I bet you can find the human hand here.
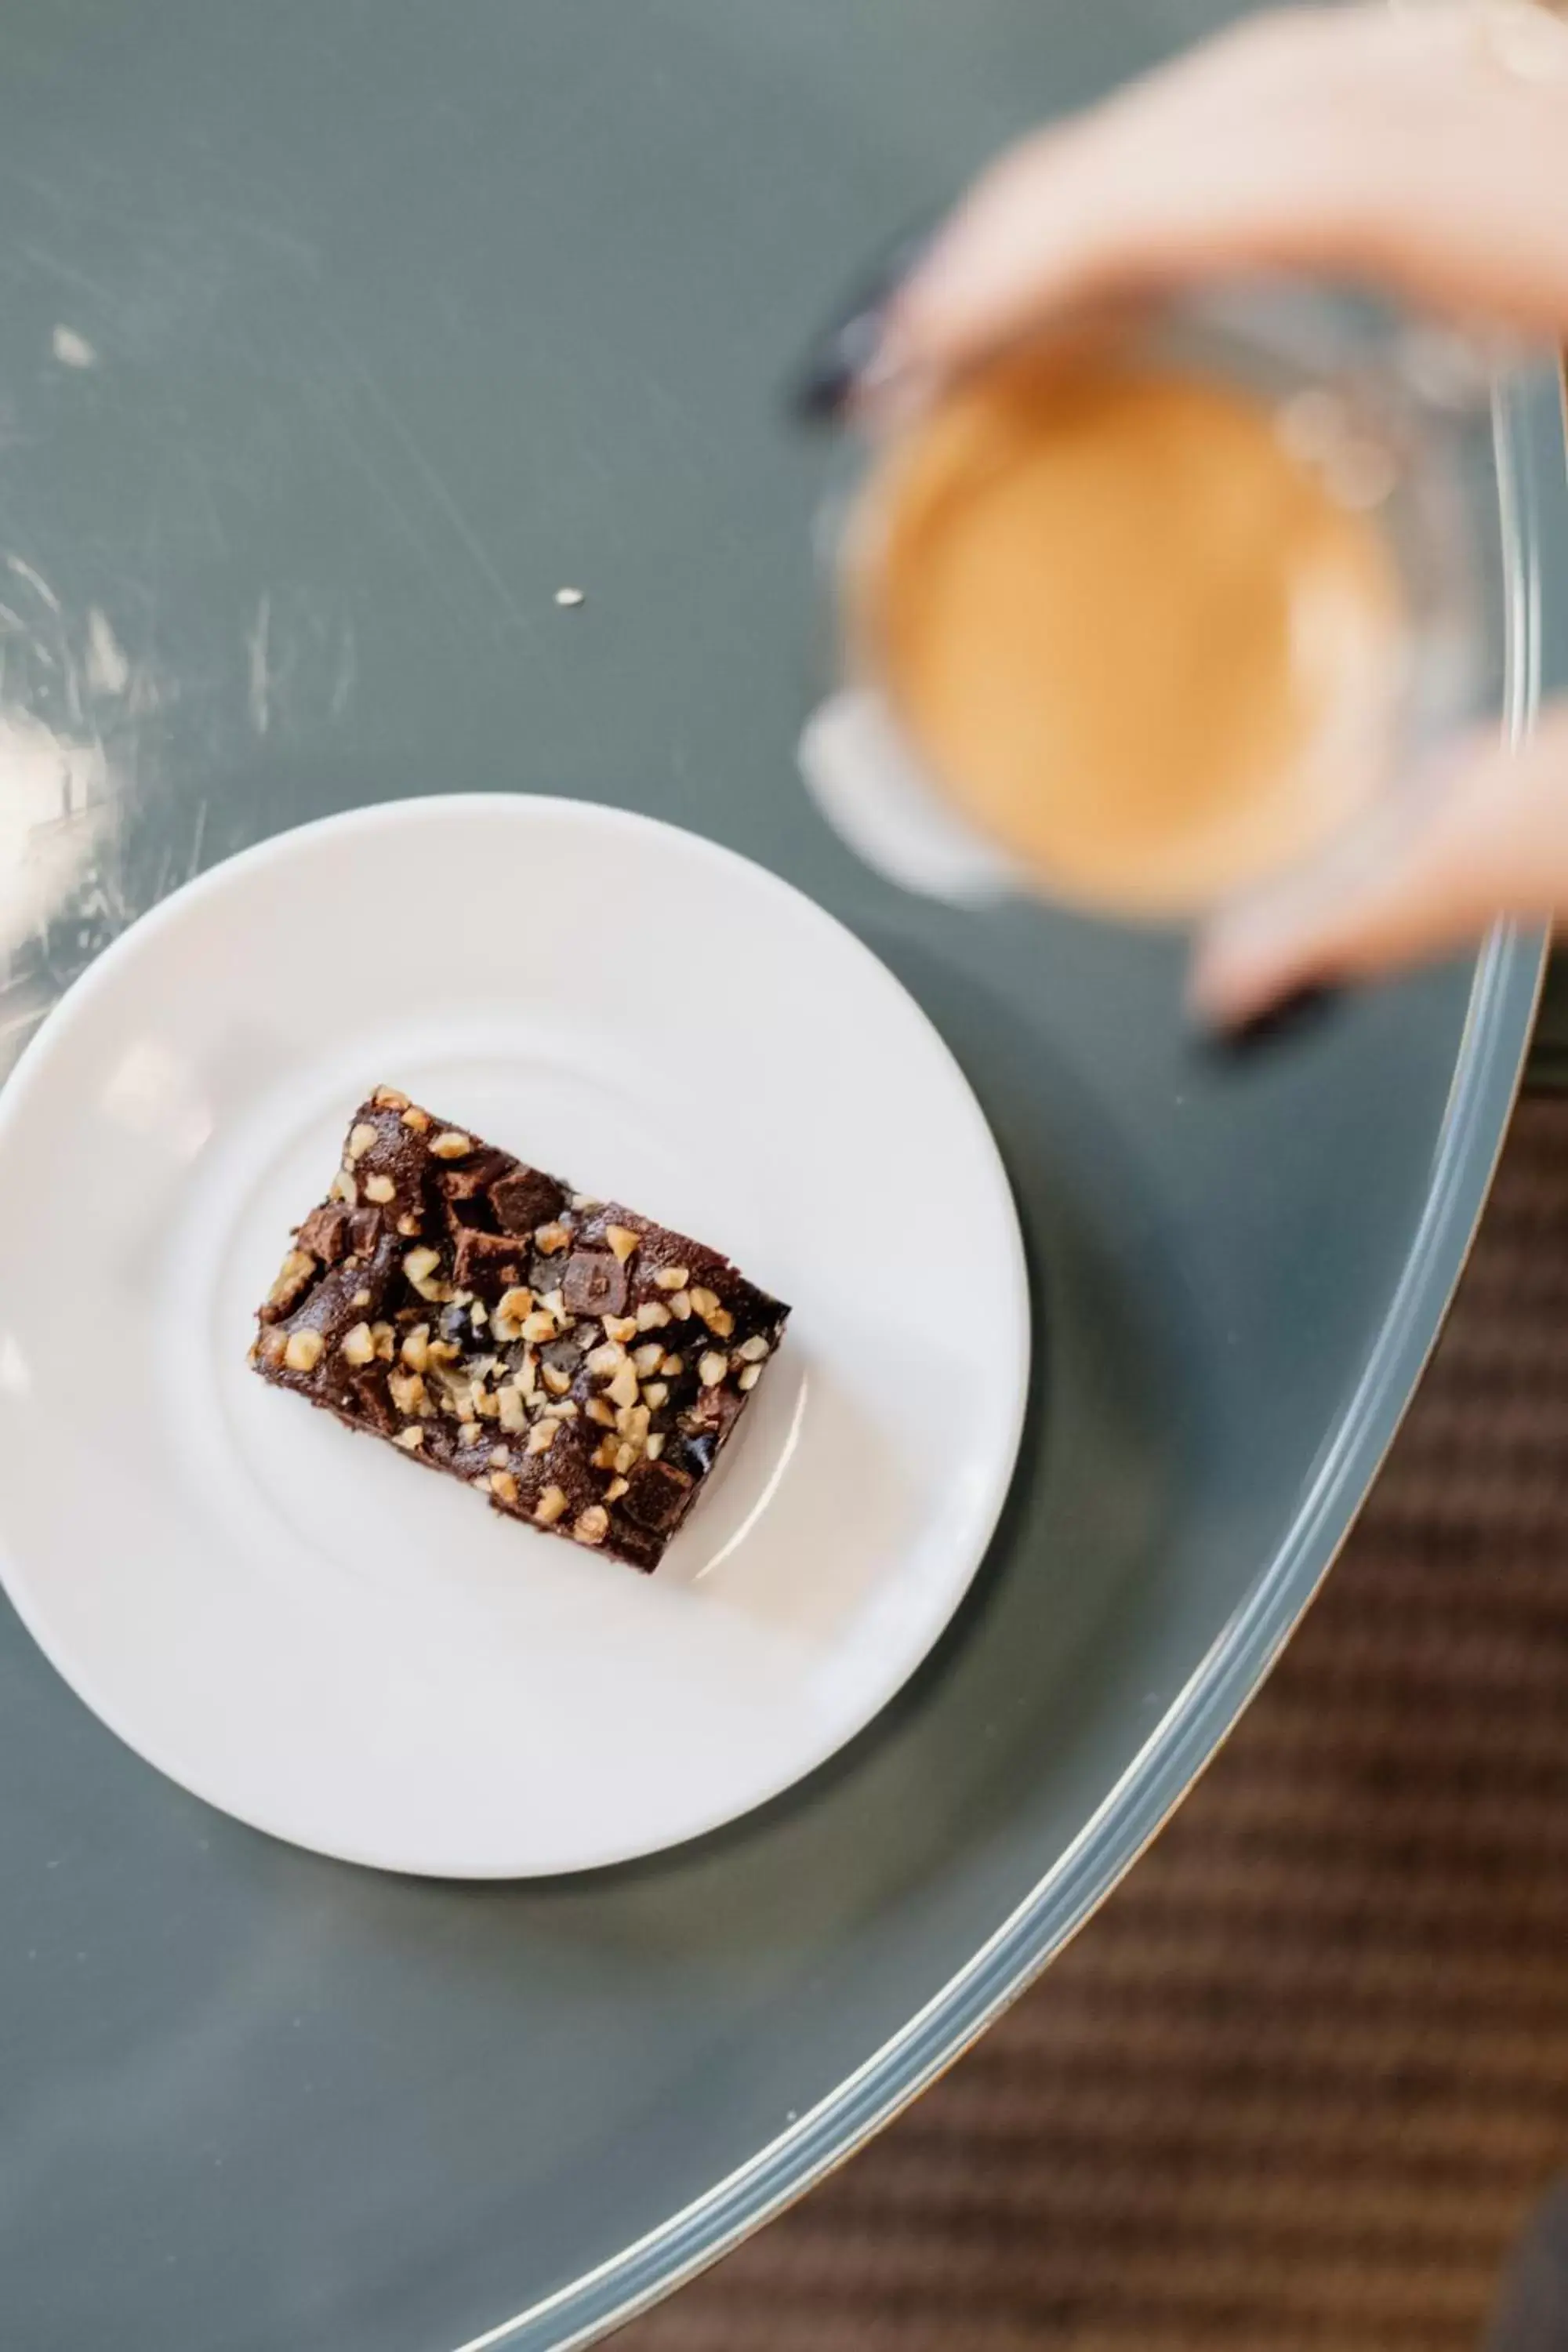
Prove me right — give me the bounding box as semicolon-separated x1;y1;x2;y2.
803;2;1568;1019
889;2;1568;389
1189;703;1568;1024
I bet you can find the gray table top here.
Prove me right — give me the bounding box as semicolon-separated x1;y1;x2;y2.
0;7;1559;2351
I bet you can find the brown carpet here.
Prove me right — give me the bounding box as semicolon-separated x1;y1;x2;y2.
626;1093;1568;2352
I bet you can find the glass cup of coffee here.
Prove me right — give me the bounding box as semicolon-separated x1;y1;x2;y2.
799;285;1506;920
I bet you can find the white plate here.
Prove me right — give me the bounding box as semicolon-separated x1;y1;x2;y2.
0;798;1028;1875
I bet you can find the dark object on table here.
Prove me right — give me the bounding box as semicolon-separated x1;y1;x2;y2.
1200;982;1341;1061
250;1087;789;1570
789;222;936;423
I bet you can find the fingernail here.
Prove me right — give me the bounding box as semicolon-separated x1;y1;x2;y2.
788;226;935;425
1198;984;1342;1062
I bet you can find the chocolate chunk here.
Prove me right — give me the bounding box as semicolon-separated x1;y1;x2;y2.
621;1457;695;1533
347;1206;385;1257
347;1367;397;1434
436;1149;514;1232
452;1228;528;1299
490;1166;567;1239
252;1091;789;1571
684;1385;742;1442
296;1203;352;1265
561;1249;627;1319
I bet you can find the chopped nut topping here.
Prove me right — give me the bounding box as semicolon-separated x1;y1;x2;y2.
492;1286;534;1342
260;1101;785;1552
561;1252;626;1319
403;1247;450;1303
283;1327;325;1374
267;1249;315;1309
339;1322;376;1367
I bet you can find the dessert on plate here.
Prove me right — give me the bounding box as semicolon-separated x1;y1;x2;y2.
251;1087;789;1570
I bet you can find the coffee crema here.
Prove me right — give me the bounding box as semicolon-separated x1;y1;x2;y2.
853;353;1407;916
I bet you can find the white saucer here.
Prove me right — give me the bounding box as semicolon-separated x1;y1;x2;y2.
0;798;1028;1875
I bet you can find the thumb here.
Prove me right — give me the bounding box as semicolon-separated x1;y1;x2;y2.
1189;705;1568;1028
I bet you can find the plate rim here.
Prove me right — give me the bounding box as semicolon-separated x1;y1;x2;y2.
0;790;1031;1877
